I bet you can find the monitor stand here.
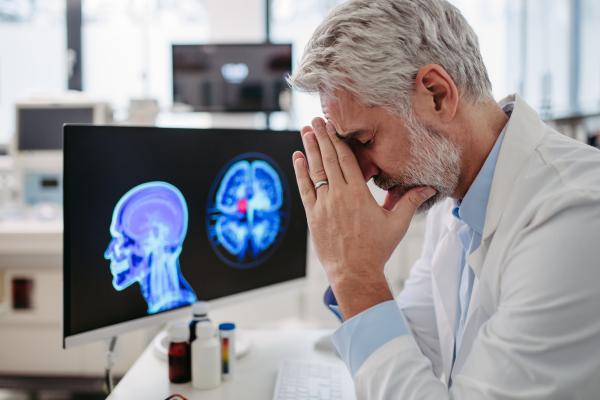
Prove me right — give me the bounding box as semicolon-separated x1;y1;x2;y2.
104;336;118;394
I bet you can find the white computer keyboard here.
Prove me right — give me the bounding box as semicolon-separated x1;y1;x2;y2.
272;359;355;400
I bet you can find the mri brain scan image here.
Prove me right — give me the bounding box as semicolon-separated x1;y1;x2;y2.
105;182;197;314
207;153;291;268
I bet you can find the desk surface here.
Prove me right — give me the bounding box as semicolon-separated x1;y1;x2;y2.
107;329;354;400
0;216;62;255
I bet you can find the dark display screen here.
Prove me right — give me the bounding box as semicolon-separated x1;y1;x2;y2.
63;125;307;339
172;44;292;112
19;108;94;150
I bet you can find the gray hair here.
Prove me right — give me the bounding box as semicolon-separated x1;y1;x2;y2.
287;0;492;116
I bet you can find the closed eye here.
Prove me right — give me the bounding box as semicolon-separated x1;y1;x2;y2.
334;128;375;149
122;234;135;248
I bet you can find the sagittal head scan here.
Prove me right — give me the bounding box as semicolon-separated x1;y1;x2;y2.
105;182;197;314
207;153;291;268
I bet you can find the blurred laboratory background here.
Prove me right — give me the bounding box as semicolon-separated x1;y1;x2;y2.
0;0;599;399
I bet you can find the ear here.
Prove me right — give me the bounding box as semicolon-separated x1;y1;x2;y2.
413;64;459;123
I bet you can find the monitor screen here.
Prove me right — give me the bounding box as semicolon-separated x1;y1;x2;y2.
19;107;94;150
172;44;292;112
63;125;307;345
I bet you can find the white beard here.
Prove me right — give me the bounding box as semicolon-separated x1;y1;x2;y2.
374;111;462;214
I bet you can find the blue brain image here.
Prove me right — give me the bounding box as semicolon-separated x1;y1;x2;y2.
207;154;290;268
105;182;197;314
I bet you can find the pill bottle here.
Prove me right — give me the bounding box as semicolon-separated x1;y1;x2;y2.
189;301;211;343
192;321;221;390
168;322;191;384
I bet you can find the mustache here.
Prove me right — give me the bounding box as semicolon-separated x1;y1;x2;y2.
373;174;404;191
373;174;423;196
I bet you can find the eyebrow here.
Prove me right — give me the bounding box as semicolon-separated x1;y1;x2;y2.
335;129;368;142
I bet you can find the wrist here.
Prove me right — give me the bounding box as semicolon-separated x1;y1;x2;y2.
329;271;393;321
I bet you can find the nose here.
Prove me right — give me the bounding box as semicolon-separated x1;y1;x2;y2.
105;238;126;261
104;238;116;259
351;145;381;182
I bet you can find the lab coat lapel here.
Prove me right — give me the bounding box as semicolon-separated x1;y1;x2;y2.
431;209;462;383
454;94;545;371
479;93;545;242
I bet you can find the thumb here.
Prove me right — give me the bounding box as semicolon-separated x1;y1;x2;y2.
390;186;436;224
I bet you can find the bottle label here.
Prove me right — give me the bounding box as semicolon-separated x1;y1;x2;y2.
222;338;229;374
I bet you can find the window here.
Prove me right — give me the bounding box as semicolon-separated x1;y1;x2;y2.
0;0;66;143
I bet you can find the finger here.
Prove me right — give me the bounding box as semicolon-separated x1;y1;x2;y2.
300;126;314;175
311;117;345;185
390;187;436;226
302;130;329;186
382;191;401;211
292;151;316;209
301;126;313;137
325;121;364;185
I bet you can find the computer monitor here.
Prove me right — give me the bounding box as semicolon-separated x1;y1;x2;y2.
172;43;292;113
63;125;308;349
16;101;111;151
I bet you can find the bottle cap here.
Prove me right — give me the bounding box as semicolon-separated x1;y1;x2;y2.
169;322;189;342
192;301;209;316
196;321;215;338
219;323;235;331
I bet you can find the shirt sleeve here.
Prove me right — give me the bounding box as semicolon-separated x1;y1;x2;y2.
332;200;451;379
331;300;410;377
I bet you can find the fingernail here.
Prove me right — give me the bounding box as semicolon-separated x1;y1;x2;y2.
295;158;305;169
419;187;436;200
312;118;325;128
326;122;336;135
305;132;316;142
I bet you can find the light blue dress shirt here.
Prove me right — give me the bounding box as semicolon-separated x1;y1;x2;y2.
452;118;507;358
331;104;513;378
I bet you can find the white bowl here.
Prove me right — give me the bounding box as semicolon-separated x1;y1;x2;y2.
152;329;253;361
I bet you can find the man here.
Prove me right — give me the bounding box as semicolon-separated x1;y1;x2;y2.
288;0;600;398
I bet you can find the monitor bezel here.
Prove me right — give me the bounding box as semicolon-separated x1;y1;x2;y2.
63;277;306;349
62;124;308;349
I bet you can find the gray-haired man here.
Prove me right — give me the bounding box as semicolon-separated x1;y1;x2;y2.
289;0;600;398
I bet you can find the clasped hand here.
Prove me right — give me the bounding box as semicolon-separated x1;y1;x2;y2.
292;117;435;320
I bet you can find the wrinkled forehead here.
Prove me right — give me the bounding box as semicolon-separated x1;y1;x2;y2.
115;187;186;242
320;91;370;135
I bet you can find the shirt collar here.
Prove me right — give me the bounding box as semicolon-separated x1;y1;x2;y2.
452;102;514;234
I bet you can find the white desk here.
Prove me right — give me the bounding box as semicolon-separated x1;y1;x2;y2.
107;329;355;400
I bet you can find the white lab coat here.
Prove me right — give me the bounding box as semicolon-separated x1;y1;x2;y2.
354;94;600;399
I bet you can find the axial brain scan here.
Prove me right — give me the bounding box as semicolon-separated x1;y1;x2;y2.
207;153;291;268
105;182;197;314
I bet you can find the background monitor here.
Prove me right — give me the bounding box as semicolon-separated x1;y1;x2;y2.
18;108;93;150
172;43;292;112
15;101;112;151
63;125;308;348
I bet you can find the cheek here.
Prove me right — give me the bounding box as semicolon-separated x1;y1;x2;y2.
378;139;412;171
130;253;145;268
124;242;147;261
